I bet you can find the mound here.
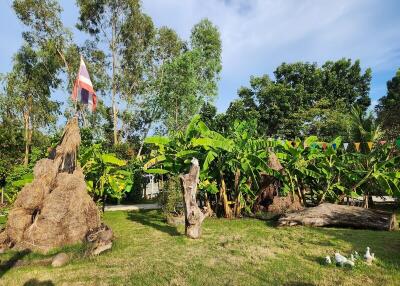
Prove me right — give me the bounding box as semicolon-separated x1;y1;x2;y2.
0;117;103;253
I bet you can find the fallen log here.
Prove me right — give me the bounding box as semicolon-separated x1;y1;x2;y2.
277;203;398;231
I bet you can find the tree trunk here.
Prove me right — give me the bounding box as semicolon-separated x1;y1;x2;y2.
180;158;205;239
23;100;32;167
278;203;398;231
219;174;232;218
111;14;118;146
233;169;241;217
204;192;213;217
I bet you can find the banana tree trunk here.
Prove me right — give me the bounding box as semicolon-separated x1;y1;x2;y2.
219;174;232;218
204;193;214;217
233;169;242;217
180;158;205;239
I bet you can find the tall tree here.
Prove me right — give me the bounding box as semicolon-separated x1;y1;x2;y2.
5;45;61;166
376;68;400;140
76;0;156;145
13;0;73;83
0;82;25;181
157;19;222;132
224;59;371;139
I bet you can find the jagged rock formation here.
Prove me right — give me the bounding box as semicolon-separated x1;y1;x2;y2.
0;117;107;253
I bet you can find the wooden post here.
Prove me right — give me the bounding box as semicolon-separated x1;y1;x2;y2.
180;158;205;239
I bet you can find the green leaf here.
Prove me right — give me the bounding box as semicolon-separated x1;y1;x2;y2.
144;155;166;170
145;168;169;175
101;154;126;166
144;136;171;145
203;150;217;170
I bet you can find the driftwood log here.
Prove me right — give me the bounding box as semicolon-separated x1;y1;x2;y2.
278;203;398;231
180;158;205;239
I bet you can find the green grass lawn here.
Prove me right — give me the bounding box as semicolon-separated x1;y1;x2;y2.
0;210;399;286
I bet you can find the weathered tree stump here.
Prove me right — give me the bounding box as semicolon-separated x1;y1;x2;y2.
180;158;205;239
278;203;398;231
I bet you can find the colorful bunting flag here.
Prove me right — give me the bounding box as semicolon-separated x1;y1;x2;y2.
367;142;373;150
379;140;387;145
332;143;337;150
396;138;400;149
343;143;349;150
354;142;361;152
322;143;327;150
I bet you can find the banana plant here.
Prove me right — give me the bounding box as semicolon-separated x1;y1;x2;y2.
144;116;274;218
80;144;133;211
341;142;400;207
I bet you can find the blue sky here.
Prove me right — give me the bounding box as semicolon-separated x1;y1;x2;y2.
1;0;400;113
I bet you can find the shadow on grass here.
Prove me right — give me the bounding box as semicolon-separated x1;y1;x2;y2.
127;209;181;236
23;279;54;286
0;249;30;278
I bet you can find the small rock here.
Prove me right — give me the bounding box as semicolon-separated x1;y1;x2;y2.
51;252;69;267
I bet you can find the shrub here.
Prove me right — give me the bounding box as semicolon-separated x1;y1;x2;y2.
158;176;183;216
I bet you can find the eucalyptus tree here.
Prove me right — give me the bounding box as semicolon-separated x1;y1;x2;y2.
13;0;74;83
5;45;61;166
76;0;156;145
157;19;222;132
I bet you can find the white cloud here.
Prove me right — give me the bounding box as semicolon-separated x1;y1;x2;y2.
142;0;400;110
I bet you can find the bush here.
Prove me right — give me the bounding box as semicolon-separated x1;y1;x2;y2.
158;176;183;216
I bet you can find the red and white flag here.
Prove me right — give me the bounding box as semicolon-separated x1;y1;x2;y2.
71;56;97;111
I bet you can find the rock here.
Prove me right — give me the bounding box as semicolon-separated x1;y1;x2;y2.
86;223;114;256
91;242;112;256
51;252;69;267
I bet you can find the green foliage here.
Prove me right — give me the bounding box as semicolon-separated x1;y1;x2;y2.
376;68;400;140
80;144;133;207
158;176;183;216
218;59;372;140
157;19;222;132
2;165;33;205
145;115;400;215
145;115;276;217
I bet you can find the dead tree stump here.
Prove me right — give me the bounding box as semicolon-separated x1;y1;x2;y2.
180;158;205;239
277;203;398;231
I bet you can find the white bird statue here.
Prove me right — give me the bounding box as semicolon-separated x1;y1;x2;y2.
353;251;359;259
335;252;354;267
364;247;375;264
335;252;347;266
325;256;332;264
345;260;355;267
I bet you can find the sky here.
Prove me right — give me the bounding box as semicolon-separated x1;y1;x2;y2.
1;0;400;112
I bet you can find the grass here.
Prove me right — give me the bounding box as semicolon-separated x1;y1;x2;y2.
0;210;399;286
